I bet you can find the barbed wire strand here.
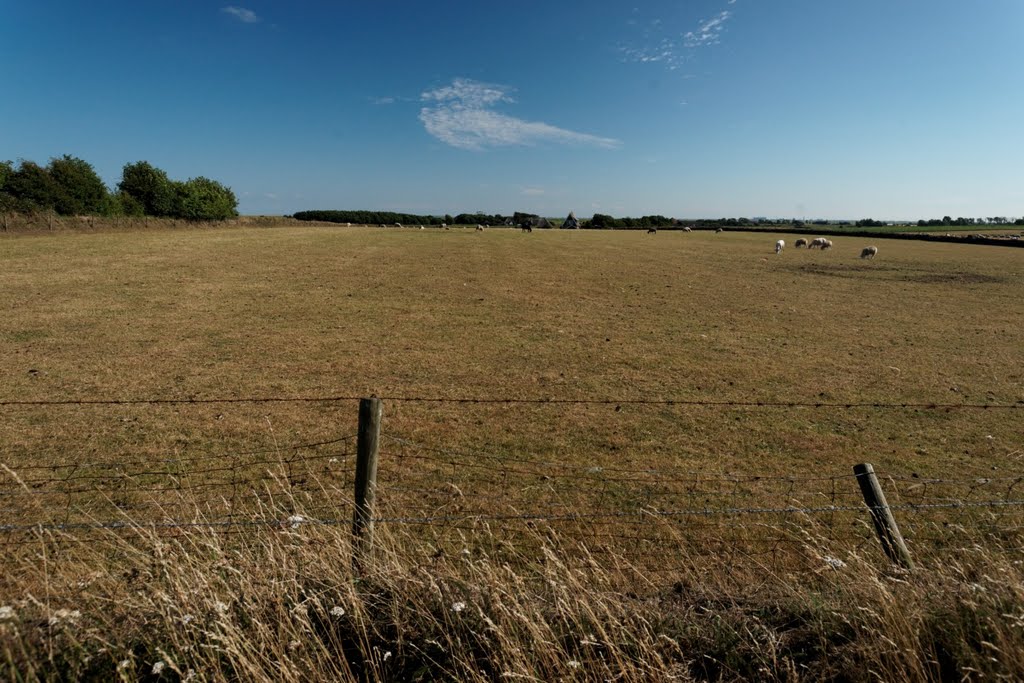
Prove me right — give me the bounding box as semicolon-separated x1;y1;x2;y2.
1;394;1020;410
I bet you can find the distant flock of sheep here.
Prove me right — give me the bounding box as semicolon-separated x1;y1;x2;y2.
773;237;877;259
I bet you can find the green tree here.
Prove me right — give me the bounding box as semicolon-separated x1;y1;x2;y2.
48;155;109;215
172;177;238;220
0;160;15;215
119;161;176;216
5;160;60;212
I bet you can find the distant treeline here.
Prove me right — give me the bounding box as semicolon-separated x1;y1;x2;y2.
0;156;238;221
859;216;1024;227
293;210;531;226
294;211;773;228
296;210;1024;230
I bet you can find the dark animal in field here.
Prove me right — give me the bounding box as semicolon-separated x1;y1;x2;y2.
860;245;878;259
521;225;533;233
647;227;657;234
794;238;808;248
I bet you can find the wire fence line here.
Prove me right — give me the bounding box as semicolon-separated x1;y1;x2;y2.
7;499;1024;535
2;417;1023;573
1;393;1021;410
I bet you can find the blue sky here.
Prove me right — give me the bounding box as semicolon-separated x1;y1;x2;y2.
2;1;1022;220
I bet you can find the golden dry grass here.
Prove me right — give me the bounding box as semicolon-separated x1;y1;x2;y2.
1;223;1023;680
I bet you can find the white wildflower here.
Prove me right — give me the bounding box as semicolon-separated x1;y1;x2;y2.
460;548;471;557
117;659;131;670
288;639;301;651
330;606;345;618
824;556;846;570
568;660;582;669
151;661;166;675
328;458;339;464
48;608;81;626
0;606;14;621
451;601;466;613
287;515;305;529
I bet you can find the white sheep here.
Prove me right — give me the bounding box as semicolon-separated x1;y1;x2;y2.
775;239;785;254
860;245;878;259
794;238;808;248
808;237;827;249
821;238;833;250
475;224;484;232
683;226;692;232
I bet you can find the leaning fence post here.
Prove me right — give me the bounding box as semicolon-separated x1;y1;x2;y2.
352;397;382;571
853;463;913;570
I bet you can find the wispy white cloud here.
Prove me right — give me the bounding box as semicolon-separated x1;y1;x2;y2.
221;6;260;23
684;10;732;48
419;78;620;151
371;96;396;105
621;5;735;70
521;187;545;196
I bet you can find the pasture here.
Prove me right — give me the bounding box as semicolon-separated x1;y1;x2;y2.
2;225;1020;473
2;224;1023;680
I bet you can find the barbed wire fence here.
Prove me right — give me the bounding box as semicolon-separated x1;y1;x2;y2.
1;395;1022;573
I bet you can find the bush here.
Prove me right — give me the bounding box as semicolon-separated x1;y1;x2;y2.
172;177;238;221
48;155;109;215
119;161;177;217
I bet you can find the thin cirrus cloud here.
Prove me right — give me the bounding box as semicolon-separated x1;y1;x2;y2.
684;10;732;47
419;78;620;151
221;6;260;23
622;6;734;69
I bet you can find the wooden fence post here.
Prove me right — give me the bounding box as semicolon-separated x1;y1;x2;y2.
352;397;382;570
853;463;914;570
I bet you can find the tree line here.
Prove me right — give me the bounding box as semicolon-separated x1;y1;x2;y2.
293;210;530;226
0;156;238;221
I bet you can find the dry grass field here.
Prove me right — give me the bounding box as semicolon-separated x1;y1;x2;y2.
2;224;1023;680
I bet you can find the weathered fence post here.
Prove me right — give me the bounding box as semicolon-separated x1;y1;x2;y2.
352;397;382;571
853;463;913;570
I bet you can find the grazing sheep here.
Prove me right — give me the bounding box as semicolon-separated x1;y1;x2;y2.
821;238;833;250
715;228;723;233
808;237;827;249
860;245;878;259
647;227;657;234
475;225;484;232
683;226;692;232
395;223;403;228
794;238;808;248
775;239;785;254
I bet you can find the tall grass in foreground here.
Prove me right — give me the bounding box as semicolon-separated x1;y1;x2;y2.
2;497;1023;682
